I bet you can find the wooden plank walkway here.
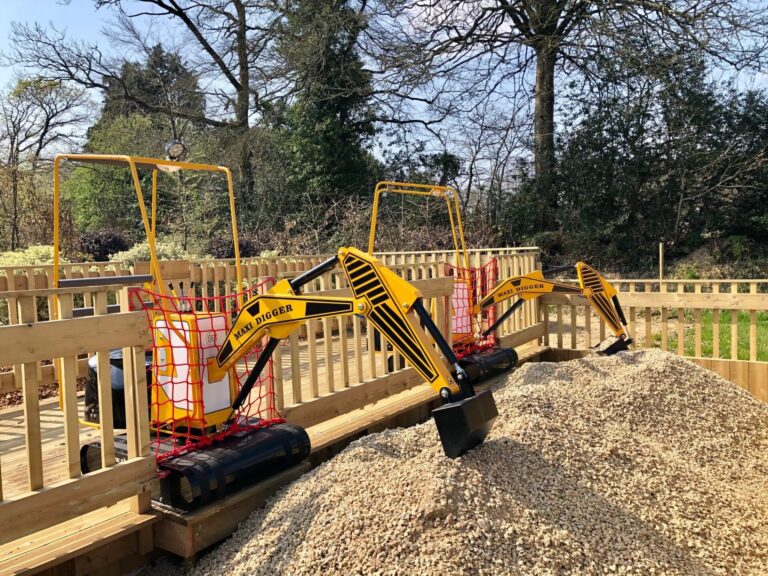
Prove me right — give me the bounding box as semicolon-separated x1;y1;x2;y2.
0;395;100;501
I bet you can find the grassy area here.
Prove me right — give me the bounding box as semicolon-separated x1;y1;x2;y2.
662;310;768;361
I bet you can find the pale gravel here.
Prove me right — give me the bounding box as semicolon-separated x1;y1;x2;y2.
156;349;768;575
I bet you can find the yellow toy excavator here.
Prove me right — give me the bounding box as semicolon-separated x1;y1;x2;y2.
55;155;501;512
367;181;519;378
477;262;634;355
209;246;498;460
366;180;632;357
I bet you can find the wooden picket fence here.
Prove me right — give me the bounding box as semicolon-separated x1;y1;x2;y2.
0;252;547;570
0;248;540;392
0;285;155;551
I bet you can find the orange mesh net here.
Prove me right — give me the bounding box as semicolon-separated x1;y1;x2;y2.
128;282;282;464
446;260;498;359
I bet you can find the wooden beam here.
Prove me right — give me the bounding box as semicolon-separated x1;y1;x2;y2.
18;296;43;492
498;322;546;350
0;358;88;393
283;369;423;428
541;291;768;310
0;312;151;366
0;457;155;545
154;463;311;560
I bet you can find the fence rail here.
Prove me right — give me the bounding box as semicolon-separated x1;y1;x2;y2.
0;250;544;548
1;249;541;391
0;287;154;545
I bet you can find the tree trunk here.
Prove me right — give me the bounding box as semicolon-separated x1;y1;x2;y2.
534;44;558;230
11;165;19;250
233;0;255;230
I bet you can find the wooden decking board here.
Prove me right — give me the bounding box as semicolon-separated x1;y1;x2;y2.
0;397;100;500
0;502;158;575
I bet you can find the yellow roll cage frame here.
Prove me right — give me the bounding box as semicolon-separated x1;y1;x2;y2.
52;154;244;302
367;181;470;271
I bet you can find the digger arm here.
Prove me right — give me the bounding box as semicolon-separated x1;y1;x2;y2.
476;263;631;341
212;247;472;415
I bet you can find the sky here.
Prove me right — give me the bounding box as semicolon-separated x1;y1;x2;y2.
0;0;105;87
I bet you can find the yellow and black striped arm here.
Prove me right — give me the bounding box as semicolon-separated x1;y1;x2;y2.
575;263;629;339
213;247;464;402
476;269;583;313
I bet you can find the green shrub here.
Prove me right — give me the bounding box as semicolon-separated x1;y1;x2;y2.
80;230;130;261
0;245;60;267
109;239;198;266
206;232;262;259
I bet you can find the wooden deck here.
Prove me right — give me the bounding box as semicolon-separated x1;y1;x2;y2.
0;395;100;500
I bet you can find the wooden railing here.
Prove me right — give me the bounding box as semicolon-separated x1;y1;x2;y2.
0;263;547;544
540;281;768;402
614;278;768;294
0;279;137;392
0;286;155;545
0;249;541;391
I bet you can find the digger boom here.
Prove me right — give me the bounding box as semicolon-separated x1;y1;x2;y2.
210;247;498;458
478;262;633;349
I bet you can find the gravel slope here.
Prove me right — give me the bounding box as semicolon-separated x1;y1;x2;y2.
159;349;768;576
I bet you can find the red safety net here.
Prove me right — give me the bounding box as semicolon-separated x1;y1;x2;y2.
446;259;499;359
129;282;283;464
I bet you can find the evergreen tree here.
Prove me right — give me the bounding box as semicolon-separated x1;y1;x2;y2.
279;0;376;208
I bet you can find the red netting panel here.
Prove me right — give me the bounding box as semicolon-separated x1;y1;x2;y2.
446;259;499;359
130;282;283;464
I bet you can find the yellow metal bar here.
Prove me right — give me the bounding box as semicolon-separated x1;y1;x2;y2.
51;154;239;290
367;181;470;270
53;153;231;174
367;181;384;254
443;196;463;268
52;156;61;297
224;167;244;305
127;159;165;296
151;169;158;240
451;193;470;270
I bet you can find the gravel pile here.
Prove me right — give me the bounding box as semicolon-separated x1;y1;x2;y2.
173;349;768;575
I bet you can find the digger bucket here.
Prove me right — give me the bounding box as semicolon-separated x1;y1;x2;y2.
596;336;633;356
432;389;498;458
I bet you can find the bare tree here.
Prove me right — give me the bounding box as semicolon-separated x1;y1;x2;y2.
5;1;286;222
0;79;88;249
364;0;768;229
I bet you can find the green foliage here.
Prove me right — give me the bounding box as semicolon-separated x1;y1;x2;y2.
109;239;197;266
0;245;62;266
94;45;204;132
521;54;768;271
280;0;376;207
206;232;262;259
667;310;768;361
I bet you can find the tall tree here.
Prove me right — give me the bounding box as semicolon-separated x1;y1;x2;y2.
367;0;768;230
552;55;768;268
279;0;376;206
6;1;284;224
97;44;205;140
0;79;87;249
